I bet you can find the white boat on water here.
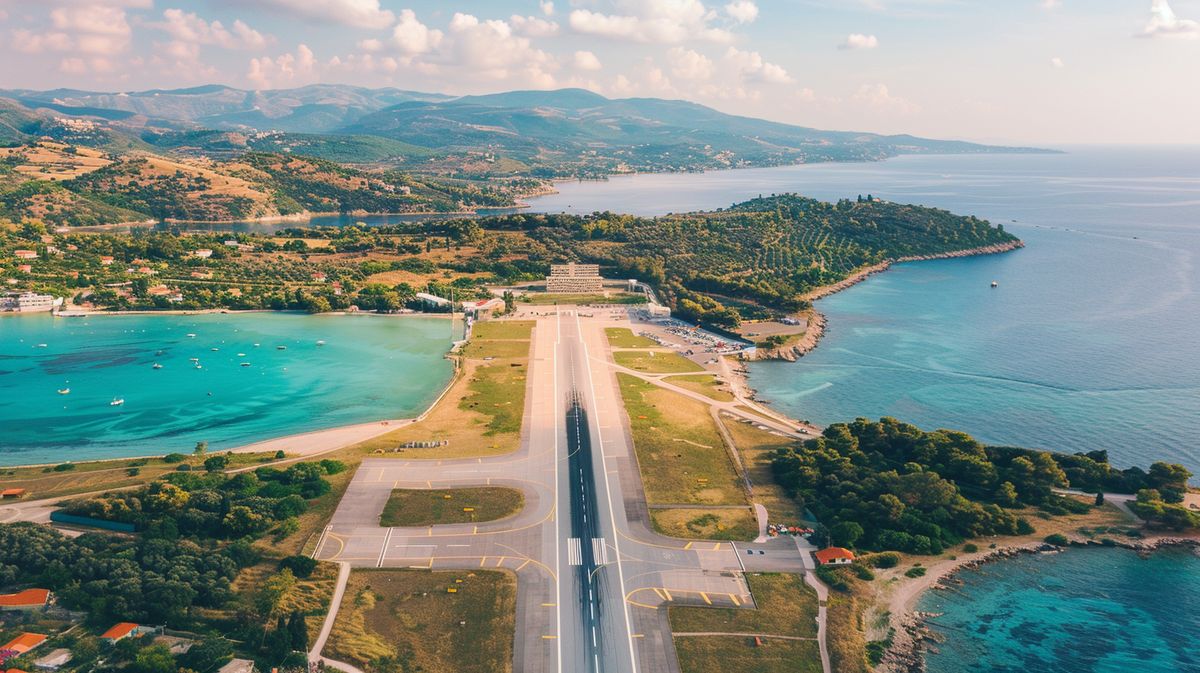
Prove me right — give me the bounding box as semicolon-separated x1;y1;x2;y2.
58;388;70;395
240;362;251;367
316;340;326;346
276;345;287;350
186;333;197;338
36;343;48;348
110;398;124;406
152;363;163;369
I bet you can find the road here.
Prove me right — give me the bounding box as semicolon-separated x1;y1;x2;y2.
314;308;808;672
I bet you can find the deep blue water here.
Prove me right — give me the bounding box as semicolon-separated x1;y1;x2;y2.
531;148;1200;472
0;313;455;464
918;546;1200;673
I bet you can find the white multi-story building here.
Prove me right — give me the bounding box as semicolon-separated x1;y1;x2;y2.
546;263;603;293
1;292;60;313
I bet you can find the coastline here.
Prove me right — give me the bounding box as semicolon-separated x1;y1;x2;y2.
877;533;1200;673
749;240;1025;362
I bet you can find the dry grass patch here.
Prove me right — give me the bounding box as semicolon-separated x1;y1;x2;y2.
617;374;746;506
380;487;524;526
720;419;806;523
472;321;533;340
665;374;735;402
674;637;822;673
650;507;758;541
614;350;704;374
326;569;516;673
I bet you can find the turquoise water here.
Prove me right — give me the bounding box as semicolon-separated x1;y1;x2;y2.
918;546;1200;673
531;148;1200;472
0;312;455;465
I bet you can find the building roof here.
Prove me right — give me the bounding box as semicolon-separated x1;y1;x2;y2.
0;589;49;607
34;648;72;667
814;547;856;564
216;658;255;673
100;623;139;640
2;633;47;654
0;489;28;497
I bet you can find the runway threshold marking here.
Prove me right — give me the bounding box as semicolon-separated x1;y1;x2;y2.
376;528;393;568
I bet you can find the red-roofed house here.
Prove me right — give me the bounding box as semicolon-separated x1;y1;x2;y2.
14;251;36;260
1;633;47;656
100;623;145;644
0;589;49;611
100;256;114;266
17;265;31;273
0;489;27;499
311;272;326;282
813;547;855;566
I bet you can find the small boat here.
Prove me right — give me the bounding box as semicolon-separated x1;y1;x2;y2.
276;345;287;350
36;343;48;348
110;398;124;406
58;388;70;395
316;340;326;346
991;281;999;288
211;347;219;352
189;357;199;362
186;333;197;338
253;343;261;347
237;353;246;357
152;363;163;369
240;362;251;367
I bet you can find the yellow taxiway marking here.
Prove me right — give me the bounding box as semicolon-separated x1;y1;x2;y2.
662;588;673;601
516;559;532;572
473;525;478;534
730;594;741;606
542;635;557;640
427;479;432;488
494;556;505;567
651;588;666;601
700;592;712;605
541;603;557;607
683;542;693;550
711;543;721;551
632;634;645;639
479;557;488;567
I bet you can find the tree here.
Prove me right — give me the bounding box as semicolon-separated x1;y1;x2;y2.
131;644;177;673
287;610;309;654
194;441;208;458
204;455;230;472
829;521;864;548
265;615;291;663
255;568;297;617
1095;492;1105;506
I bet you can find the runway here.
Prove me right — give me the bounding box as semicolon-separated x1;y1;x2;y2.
315;308;807;672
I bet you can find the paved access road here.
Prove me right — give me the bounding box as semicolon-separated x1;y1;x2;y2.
315;309;807;673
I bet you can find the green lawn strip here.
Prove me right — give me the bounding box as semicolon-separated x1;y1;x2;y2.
673;637;822;673
327;568;516;673
472;321;534;340
669;573;819;638
380;487;525;526
613;350;705;374
617;373;746;505
519;292;647;305
650;507;759;541
462;339;531;359
460;361;527;435
604;327;660;348
664;374;736;402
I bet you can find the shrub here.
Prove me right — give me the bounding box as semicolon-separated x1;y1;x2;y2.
851;564;875;581
163;453;187;464
127;467;141;477
176;464;191;472
962;543;978;553
53;463;76;472
279;555;318;579
1044;533;1069;546
904;567;926;578
319;459;347;475
862;552;901;569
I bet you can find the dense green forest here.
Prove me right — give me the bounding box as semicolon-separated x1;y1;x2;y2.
771;418;1196;554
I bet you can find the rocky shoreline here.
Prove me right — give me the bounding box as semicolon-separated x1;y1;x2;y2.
750;239;1025;362
879;535;1200;673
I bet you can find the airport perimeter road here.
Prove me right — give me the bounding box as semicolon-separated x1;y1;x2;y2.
315;308;807;673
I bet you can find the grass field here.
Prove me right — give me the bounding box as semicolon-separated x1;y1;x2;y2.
650;507;758;541
720;419;807;523
670;573;819;638
326;569;516;673
605;327;659;348
518;292;646;306
230;559;339;645
380;487;524;526
673;637;821;673
0;451;279;501
617;374;746;506
613;350;705;374
665;374;736;402
473;321;534;340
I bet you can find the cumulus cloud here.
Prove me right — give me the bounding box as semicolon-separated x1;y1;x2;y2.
510;14;560;37
840;33;878;50
391;9;443;55
154;9;268;50
252;0;394;30
247;43;318;89
1050;56;1064;68
1140;0;1199;39
573;50;603;71
439;12;557;86
569;0;733;44
723;47;792;83
13;3;134;64
724;1;758;23
666;47;713;81
851;83;918;114
540;1;555;16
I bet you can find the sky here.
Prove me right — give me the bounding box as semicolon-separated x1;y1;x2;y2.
0;0;1197;145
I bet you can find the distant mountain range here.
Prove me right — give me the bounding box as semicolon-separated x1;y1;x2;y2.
0;84;1051;177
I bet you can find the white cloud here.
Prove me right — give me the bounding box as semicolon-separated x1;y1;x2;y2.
1050;56;1064;68
852;83;918;114
253;0;394;30
155;9;267;50
723;47;792;83
247;43;318;89
724;1;758;23
540;1;555;17
510;14;560;37
667;47;713;81
10;29;73;54
573;50;603;71
1140;0;1199;39
569;0;733;44
439;12;557;86
392;9;443;55
840;33;879;50
1041;0;1061;9
20;4;135;59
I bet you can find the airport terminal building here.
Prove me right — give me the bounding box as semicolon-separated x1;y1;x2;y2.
546;263;603;293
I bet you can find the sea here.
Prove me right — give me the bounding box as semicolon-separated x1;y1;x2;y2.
917;546;1200;673
530;147;1200;474
0;312;455;465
